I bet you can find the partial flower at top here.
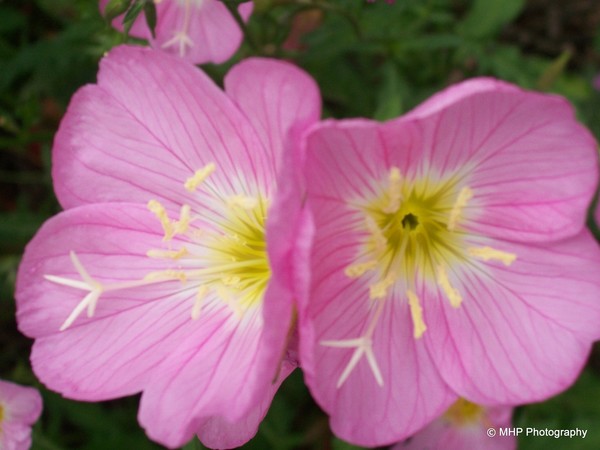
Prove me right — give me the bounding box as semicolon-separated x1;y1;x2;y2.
393;399;515;450
100;0;253;64
16;45;320;449
299;78;600;446
0;379;43;450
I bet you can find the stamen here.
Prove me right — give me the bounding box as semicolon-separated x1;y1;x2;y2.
227;195;259;210
467;246;516;266
436;265;462;308
148;200;174;240
184;163;216;192
147;247;188;260
447;186;473;231
369;274;396;300
143;269;187;282
407;290;427;339
365;216;387;254
191;285;208;320
383;166;402;213
46;251;163;331
344;260;377;278
174;204;191;235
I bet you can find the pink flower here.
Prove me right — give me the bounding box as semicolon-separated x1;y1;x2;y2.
100;0;253;64
393;399;515;450
0;379;42;450
299;78;600;446
16;45;320;449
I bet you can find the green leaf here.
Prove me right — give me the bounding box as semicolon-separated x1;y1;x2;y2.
104;0;133;22
459;0;525;38
122;0;145;36
373;62;404;121
143;1;157;39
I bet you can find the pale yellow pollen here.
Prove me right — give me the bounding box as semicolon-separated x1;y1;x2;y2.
173;204;191;235
191;285;208;320
147;247;188;260
436;265;462;308
184;163;215;192
227;195;259;210
221;275;241;286
143;269;187;283
467;246;517;266
344;260;378;278
147;201;192;241
369;274;396;300
365;216;387;254
407;290;427;339
147;199;176;240
383;166;403;213
447;186;473;231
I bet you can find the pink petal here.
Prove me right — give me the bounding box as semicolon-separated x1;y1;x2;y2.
224;57;321;167
300;270;455;446
193;361;294;448
17;204;203;399
0;379;42;450
386;79;598;242
402;78;519;121
139;279;296;448
424;230;600;404
53;45;272;212
299;206;454;445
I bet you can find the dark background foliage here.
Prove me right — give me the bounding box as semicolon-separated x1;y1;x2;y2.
1;0;600;448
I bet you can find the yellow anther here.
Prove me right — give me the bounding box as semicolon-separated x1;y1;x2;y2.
369;274;395;300
144;270;187;283
147;247;188;260
447;186;473;231
344;260;378;278
147;199;174;240
173;204;191;235
184;163;216;192
383;166;403;213
191;285;208;320
468;246;517;266
365;216;387;254
436;265;462;308
407;290;427;339
227;195;259;210
222;275;241;286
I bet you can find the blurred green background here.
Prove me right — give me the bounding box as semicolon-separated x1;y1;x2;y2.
1;0;600;448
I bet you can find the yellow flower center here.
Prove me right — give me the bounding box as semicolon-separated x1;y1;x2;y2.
46;164;271;329
444;398;485;426
322;166;517;387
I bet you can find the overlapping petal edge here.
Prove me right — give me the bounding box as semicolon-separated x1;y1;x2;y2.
16;45;320;449
298;78;600;446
